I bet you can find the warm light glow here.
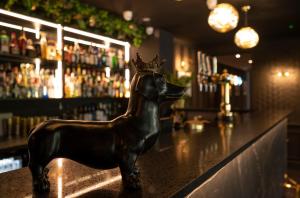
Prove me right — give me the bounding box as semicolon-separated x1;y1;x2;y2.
181;61;186;67
277;72;282;77
54;61;63;98
284;71;290;77
248;59;253;64
57;158;63;168
34;23;40;39
208;3;239;33
235;54;241;59
230;75;243;86
124;42;130;62
125;81;130;89
284;183;292;189
234;26;259;49
34;58;41;74
125;68;130;81
55;24;63;99
277;71;290;77
65;175;122;198
57;176;63;198
57;25;63;52
105;67;111;78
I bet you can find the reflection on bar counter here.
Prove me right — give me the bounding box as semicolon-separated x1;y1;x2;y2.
0;157;22;174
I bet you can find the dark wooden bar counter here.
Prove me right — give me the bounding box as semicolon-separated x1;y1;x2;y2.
0;110;289;198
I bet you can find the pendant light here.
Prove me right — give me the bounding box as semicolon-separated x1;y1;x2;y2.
123;0;133;21
208;3;239;33
234;5;259;49
206;0;218;10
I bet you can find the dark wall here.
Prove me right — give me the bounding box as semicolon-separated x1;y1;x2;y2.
130;34;159;62
159;30;174;72
251;38;300;124
131;29;174;73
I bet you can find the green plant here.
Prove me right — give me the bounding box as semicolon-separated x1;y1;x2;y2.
2;0;147;47
165;73;192;87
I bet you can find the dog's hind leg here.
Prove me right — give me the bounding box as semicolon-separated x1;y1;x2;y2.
29;162;50;193
119;152;141;189
28;131;52;193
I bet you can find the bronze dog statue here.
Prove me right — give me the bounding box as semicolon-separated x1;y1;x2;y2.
28;54;185;192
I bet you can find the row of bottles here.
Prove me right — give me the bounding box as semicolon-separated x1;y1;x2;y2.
0;29;58;60
64;67;130;98
0;62;131;99
0;28;127;70
0;63;57;99
64;43;125;70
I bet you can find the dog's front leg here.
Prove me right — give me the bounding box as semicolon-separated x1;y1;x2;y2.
119;151;141;189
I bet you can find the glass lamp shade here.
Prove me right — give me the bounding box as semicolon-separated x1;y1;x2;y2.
123;10;133;21
234;26;259;49
206;0;218;10
208;3;239;33
146;26;154;35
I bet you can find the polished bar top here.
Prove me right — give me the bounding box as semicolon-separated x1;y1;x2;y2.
0;110;289;198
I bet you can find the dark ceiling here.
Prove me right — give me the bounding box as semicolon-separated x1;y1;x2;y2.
82;0;300;48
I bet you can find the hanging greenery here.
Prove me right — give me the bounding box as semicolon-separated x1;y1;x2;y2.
0;0;147;47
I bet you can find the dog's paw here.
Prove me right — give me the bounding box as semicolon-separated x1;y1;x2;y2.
32;168;50;193
33;179;50;193
123;173;141;190
133;167;140;177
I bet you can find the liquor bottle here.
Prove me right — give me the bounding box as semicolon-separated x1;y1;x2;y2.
26;39;36;58
64;67;71;98
64;45;70;63
88;46;94;65
10;32;19;55
118;49;124;69
75;67;82;97
46;38;57;60
0;30;10;53
97;49;102;68
74;42;80;64
0;64;4;98
101;49;107;67
18;30;27;56
70;45;76;64
5;64;13;98
48;69;55;98
80;48;85;64
40;32;47;59
107;49;112;68
111;49;118;71
93;47;98;66
34;40;41;58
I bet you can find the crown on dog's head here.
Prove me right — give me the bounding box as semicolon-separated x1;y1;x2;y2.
132;53;165;73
